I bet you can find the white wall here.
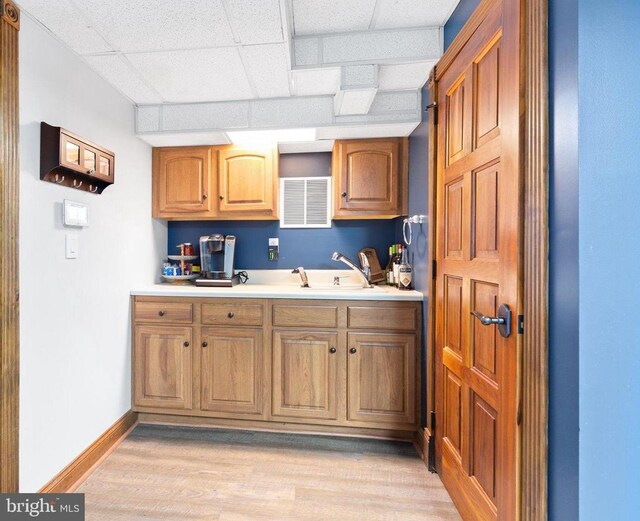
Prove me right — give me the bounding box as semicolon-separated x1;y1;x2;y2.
19;15;166;491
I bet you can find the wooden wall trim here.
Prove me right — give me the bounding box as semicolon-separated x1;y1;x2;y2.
522;1;549;520
39;411;138;493
0;0;20;494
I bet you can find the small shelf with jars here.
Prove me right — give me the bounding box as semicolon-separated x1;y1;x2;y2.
40;122;115;194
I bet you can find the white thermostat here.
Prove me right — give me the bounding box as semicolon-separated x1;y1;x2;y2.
63;200;89;227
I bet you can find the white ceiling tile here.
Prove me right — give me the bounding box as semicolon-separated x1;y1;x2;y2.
126;48;253;103
373;0;459;29
75;0;235;52
137;132;232;147
251;97;334;128
225;0;284;44
241;44;291;98
316;122;418;139
292;68;340;96
162;102;250;131
334;88;377;115
19;0;113;54
378;61;435;91
136;106;161;132
292;0;377;35
84;54;163;104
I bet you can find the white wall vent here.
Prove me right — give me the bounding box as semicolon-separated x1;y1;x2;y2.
280;177;331;228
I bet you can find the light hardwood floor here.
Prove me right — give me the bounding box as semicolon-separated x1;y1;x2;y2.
76;425;461;521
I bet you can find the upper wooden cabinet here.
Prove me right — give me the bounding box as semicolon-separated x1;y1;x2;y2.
152;145;278;220
332;138;408;219
218;147;278;217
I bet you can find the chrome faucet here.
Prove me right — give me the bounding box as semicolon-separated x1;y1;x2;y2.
331;252;373;288
291;267;310;288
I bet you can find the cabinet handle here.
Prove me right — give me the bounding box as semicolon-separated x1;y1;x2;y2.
349;347;357;354
219;195;224;200
202;341;208;348
158;310;165;317
203;194;208;200
341;192;347;197
87;169;95;175
329;347;336;354
183;341;190;348
227;312;234;318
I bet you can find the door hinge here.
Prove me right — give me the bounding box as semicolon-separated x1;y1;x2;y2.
517;315;524;334
431;259;437;279
426;102;438;124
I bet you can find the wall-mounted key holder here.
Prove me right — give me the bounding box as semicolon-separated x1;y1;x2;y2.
40;122;115;195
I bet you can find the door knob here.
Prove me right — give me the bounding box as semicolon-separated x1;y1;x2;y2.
471;304;512;338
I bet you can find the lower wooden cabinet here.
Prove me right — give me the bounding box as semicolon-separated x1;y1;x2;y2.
271;331;339;421
132;297;420;434
133;325;193;411
347;332;416;425
200;327;263;415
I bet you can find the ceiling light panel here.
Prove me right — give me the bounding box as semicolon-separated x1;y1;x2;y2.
75;0;235;53
378;62;435;91
374;0;458;29
19;0;113;54
224;0;284;44
292;68;341;96
241;44;291;98
292;0;377;35
126;48;253;103
84;54;163;104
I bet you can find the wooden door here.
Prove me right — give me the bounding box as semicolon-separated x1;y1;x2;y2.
200;327;263;415
272;331;339;420
218;147;277;215
347;332;415;425
133;325;192;410
153;146;213;216
333;138;406;217
434;1;520;520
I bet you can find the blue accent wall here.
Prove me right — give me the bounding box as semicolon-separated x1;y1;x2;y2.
578;1;640;519
444;0;481;49
167;152;398;269
549;0;580;518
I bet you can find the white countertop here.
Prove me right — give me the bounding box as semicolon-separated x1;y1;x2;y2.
132;270;423;301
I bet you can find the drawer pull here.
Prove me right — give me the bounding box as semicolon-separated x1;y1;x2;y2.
349;347;357;354
329;347;337;354
227;312;234;318
202;341;208;348
158;310;165;317
183;341;190;348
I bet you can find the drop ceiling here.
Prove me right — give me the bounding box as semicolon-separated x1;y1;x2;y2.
18;0;460;148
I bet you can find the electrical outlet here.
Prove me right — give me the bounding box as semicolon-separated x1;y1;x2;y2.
268;237;279;261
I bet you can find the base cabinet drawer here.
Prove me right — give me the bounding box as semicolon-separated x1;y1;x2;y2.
347;332;416;425
200;328;263;415
134;301;193;324
133;325;193;410
202;301;263;326
271;331;339;420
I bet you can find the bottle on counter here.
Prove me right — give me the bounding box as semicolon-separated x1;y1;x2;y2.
386;245;395;285
392;244;403;287
398;246;413;290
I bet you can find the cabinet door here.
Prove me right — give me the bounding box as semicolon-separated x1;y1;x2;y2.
154;146;213;216
60;133;84;174
218;147;277;215
272;331;339;420
133;325;193;410
347;332;415;425
334;139;404;217
200;328;263;415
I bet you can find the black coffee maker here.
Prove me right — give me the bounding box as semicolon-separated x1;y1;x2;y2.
195;234;239;287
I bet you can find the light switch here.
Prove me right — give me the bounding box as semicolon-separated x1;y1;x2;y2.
65;233;79;259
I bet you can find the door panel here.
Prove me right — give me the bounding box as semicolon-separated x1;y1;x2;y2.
435;0;520;519
218;148;276;214
156;147;212;215
272;331;339;420
133;325;192;410
347;332;415;425
200;328;263;415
